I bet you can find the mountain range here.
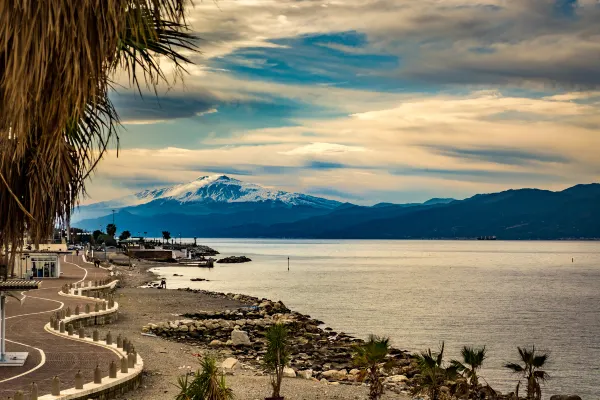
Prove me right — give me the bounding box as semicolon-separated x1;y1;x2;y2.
73;175;600;240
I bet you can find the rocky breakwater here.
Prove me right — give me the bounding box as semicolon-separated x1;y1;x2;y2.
142;289;419;395
217;256;252;264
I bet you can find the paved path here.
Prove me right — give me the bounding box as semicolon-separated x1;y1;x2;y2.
0;255;121;399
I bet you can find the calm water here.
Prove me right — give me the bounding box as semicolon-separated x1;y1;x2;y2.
152;240;600;398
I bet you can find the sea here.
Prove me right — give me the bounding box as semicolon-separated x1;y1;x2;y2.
151;239;600;398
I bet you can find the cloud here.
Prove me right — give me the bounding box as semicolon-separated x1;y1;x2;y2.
280;142;368;155
111;92;217;123
425;146;570;166
181;0;600;89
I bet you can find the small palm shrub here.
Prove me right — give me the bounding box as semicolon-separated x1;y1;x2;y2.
450;346;487;395
175;355;234;400
352;335;394;400
504;346;549;400
413;342;457;400
263;323;290;399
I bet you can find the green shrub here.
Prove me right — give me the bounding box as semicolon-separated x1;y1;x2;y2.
175;355;233;400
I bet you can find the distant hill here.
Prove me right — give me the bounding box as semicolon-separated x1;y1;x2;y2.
74;178;600;240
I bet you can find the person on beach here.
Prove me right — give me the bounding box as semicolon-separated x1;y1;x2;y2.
160;278;167;289
75;249;79;256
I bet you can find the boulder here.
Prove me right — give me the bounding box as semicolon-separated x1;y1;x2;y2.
385;375;408;383
209;339;224;347
321;369;347;381
298;369;313;380
231;329;251;346
283;367;296;378
221;358;238;370
550;396;582;400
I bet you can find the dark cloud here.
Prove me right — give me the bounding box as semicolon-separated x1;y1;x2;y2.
110;91;217;122
392;167;564;184
425;145;570;166
306;161;350;170
390;1;600;88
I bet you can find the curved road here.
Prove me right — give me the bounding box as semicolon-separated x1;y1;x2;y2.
0;255;120;398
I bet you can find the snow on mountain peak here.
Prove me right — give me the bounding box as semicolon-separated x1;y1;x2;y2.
98;175;340;209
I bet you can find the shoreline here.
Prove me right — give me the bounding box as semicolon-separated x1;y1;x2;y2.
101;255;412;399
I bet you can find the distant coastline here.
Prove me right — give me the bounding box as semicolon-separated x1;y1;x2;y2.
73;177;600;241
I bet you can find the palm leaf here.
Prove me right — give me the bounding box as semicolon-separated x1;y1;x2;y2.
504;362;525;373
0;0;196;273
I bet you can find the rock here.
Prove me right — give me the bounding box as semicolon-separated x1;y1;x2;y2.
320;378;328;384
217;256;252;264
385;375;408;383
178;325;189;332
349;369;360;375
321;369;347;381
440;386;450;394
209;339;223;347
231;329;251;346
298;369;313;380
283;367;296;378
221;358;238;370
550;396;582;400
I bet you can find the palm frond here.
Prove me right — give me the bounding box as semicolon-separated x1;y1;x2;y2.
0;0;196;273
532;354;548;368
504;362;525;373
450;359;467;373
533;370;549;381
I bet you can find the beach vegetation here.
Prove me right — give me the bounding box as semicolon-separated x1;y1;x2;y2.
263;323;290;399
92;230;104;242
119;230;132;241
504;346;549;400
450;345;486;395
352;335;394;400
106;223;117;237
175;355;234;400
413;342;457;400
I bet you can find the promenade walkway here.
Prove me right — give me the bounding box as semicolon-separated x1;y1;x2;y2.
0;255;121;399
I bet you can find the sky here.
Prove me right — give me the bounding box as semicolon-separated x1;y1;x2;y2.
87;0;600;205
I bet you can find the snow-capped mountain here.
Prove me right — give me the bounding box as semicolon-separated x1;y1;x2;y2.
73;175;341;222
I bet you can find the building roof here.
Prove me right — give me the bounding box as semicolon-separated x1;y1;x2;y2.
0;280;41;291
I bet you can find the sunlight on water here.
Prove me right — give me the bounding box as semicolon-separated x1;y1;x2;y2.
152;239;600;398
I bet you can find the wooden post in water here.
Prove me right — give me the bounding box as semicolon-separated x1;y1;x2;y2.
287;257;289;271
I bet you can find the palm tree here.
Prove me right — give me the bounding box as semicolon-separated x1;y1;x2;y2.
175;355;233;400
504;346;549;400
106;224;117;238
353;335;394;400
162;231;171;244
119;230;132;241
263;323;290;399
413;342;457;400
0;1;196;276
451;346;487;394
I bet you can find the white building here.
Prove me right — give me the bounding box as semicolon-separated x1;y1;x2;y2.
14;252;62;279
